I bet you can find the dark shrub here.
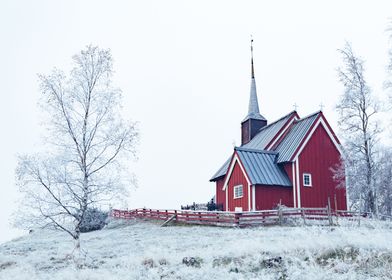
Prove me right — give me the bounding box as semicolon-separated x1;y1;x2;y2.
79;208;108;233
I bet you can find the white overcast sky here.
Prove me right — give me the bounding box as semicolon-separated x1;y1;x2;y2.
0;0;391;242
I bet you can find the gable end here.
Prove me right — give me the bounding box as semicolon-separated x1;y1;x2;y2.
291;114;342;161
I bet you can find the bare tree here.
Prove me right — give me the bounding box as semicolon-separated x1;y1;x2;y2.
386;49;392;92
336;42;380;215
385;22;392;93
15;45;138;257
377;24;392;217
377;148;392;217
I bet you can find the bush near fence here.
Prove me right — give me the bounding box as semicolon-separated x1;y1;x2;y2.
180;202;224;211
110;206;388;227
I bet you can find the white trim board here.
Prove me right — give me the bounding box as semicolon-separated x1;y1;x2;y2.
225;184;228;212
252;185;256;211
292;162;297;208
296;159;301;208
248;184;251;211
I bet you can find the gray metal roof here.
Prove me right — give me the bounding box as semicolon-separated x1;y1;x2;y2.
242;77;266;122
275;111;320;163
235;148;292;186
210;157;231;181
210;111;321;182
243;111;296;150
211;111;296;182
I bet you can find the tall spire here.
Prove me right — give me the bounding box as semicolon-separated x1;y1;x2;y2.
243;37;266;122
241;37;268;145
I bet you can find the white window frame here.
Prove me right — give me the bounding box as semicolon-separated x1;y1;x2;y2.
233;185;243;199
303;173;312;187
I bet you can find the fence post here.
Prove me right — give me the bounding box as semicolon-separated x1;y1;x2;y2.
357;210;361;227
278;204;283;226
327;197;333;226
301;208;306;225
334;194;338;225
235;213;241;226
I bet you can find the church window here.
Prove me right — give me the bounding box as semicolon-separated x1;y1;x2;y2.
233;185;243;199
303;173;312;187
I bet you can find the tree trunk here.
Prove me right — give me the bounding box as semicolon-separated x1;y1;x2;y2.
72;230;84;267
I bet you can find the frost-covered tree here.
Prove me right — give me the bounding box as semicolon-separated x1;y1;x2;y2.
376;148;392;217
386;50;392;93
336;42;380;215
15;45;138;257
385;23;392;94
377;25;392;217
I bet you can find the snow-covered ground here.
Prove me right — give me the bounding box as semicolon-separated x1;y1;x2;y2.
1;218;392;280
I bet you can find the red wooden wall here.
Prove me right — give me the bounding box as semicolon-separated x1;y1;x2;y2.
226;161;249;211
298;124;347;210
254;185;293;210
283;163;293;185
215;178;226;210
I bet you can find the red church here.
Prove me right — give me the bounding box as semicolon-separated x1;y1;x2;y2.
210;43;347;212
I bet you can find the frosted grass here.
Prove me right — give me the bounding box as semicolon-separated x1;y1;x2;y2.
0;218;391;279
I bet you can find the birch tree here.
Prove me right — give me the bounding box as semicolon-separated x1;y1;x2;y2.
15;45;138;257
336;42;380;215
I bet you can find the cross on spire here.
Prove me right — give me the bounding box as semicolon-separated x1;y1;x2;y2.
293;103;298;111
251;35;255;79
319;102;325;111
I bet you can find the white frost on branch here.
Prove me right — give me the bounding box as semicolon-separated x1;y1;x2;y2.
15;45;138;257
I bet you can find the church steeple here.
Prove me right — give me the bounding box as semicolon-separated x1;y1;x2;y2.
241;38;267;146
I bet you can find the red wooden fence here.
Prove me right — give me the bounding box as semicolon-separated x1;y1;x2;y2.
110;207;368;227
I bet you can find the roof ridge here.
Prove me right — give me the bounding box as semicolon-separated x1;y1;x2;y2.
295;110;321;122
235;147;278;155
256;110;297;132
274;110;322;163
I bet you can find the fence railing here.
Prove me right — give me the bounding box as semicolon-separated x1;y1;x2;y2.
110;207;382;227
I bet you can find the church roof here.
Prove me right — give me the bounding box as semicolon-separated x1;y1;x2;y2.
275;111;320;162
210;111;322;182
209;112;295;182
235;148;292;186
210;157;231;181
242;111;297;150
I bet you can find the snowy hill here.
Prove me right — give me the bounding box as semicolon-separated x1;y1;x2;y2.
1;218;392;280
